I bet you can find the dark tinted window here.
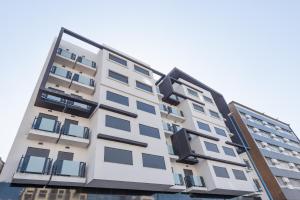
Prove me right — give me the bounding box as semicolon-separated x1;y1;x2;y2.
222;146;236;157
193;103;204;113
104;147;133;165
139;124;160;139
232;169;247;180
105;115;131;132
109;54;127;66
187;88;198;97
197;121;211;132
213;166;230;178
214;127;227;137
109;70;128;84
203;96;213;104
106;91;129;106
142;153;166;169
136;81;153;93
204;141;219;153
134;65;150;76
137;101;156;114
209;110;220;118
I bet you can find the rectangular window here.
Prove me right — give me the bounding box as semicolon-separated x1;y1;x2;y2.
213;166;230;178
109;54;127;66
108;70;128;84
203;96;213;104
204;141;219;153
104;147;133;165
106;91;129;106
232;169;247;180
192;103;205;113
197;121;211;132
209;110;220;118
105;115;131;132
137;101;156;114
139;124;160;139
214;127;227;137
222;146;236;157
134;65;150;76
142;153;166;169
136;81;153;93
187;88;199;97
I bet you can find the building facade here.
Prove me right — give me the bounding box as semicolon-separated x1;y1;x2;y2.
0;28;266;199
229;101;300;200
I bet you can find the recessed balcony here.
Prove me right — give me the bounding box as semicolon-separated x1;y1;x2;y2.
75;56;97;76
55;47;76;67
48;65;72;87
12;155;52;185
27;116;60;142
162;122;174;135
159;104;169;118
185;175;207;193
58;124;90;147
70;74;95;95
51;160;86;186
169;173;186;192
167;144;179;160
167;107;185;123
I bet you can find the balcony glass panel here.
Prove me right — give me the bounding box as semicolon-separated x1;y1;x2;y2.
24;156;46;174
77;75;92;86
159;104;168;112
60;160;82;177
38;118;57;132
66;124;87;138
58;48;75;60
173;173;184;185
71;101;90;110
45;94;63;103
167;144;175;155
52;66;69;78
162;122;173;132
169;107;184;117
79;57;95;68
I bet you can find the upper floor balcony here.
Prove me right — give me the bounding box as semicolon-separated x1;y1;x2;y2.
184;175;207;193
169;173;186;192
75;56;97;76
159;104;185;123
35;88;98;118
71;73;95;95
55;48;76;67
48;65;72;87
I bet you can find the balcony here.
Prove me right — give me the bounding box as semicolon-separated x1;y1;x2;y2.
51;160;86;186
70;74;95;95
12;155;52;185
35;88;98;118
162;122;174;135
55;47;76;67
48;65;72;87
185;175;207;193
167;144;179;160
156;86;164;99
167;107;185;123
59;124;90;147
75;56;97;76
169;173;185;192
27;116;60;142
159;104;169;118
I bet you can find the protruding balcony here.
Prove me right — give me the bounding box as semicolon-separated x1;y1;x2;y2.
167;107;185;123
162;122;174;135
167;144;179;160
169;173;186;192
59;124;90;147
48;65;72;87
27;116;60;142
51;160;86;186
185;175;207;193
159;104;169;118
35;88;98;118
70;74;95;95
12;155;52;184
75;56;97;76
55;47;76;67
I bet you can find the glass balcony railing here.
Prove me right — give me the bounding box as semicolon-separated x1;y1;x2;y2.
54;160;86;177
32;117;61;133
72;74;95;87
57;48;76;60
167;144;175;155
62;124;89;139
67;100;92;111
173;173;184;186
50;66;72;79
17;155;52;174
169;107;184;117
185;175;205;188
162;122;173;132
41;93;66;104
159;104;168;112
77;56;96;69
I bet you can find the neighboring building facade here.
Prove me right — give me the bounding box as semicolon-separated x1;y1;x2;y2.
0;28;264;199
229;101;300;200
0;157;4;174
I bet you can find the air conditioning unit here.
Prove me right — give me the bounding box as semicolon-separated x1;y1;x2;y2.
271;159;279;165
283;138;289;143
245;114;252;119
261;142;268;147
282;177;290;183
279;147;285;152
270;134;276;138
253;128;259;133
262;121;268;126
288;163;295;169
292;151;298;156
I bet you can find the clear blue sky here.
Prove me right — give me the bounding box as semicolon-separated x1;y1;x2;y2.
0;1;299;160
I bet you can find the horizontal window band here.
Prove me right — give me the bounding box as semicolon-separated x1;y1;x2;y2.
97;134;148;147
99;104;137;118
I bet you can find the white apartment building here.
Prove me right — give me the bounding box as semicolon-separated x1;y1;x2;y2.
0;28;265;200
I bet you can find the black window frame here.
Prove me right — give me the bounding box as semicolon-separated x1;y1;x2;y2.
139;124;160;139
136;81;153;93
108;70;129;84
109;53;127;66
204;141;219;153
106;91;129;106
137;101;156;114
134;65;150;76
